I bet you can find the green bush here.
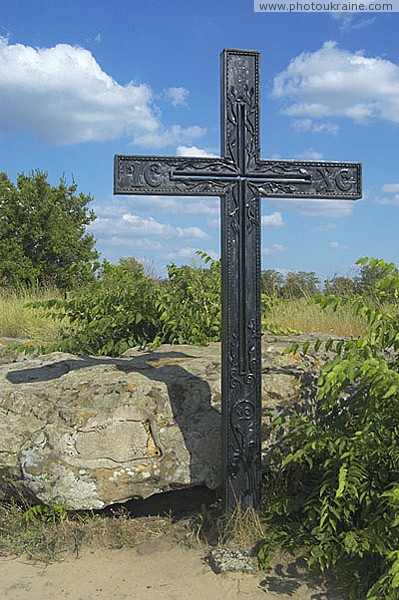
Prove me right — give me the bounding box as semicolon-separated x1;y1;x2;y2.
37;260;160;356
30;251;221;356
155;251;221;345
259;257;399;599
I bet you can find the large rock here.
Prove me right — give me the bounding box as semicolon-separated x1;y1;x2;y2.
0;334;337;510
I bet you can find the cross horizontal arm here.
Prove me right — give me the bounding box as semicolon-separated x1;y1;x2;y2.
114;155;236;196
250;160;362;199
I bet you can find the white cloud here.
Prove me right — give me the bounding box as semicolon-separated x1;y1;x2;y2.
122;213;209;239
176;145;218;157
261;211;284;228
164;247;219;261
91;210;209;240
273;41;399;126
263;244;286;256
382;184;399;193
107;236;163;250
376;194;399;206
271;198;355;218
312;223;337;232
296;148;324;160
0;37;205;147
375;182;399;205
104;194;219;218
290;119;339;135
207;217;220;229
330;13;376;33
329;241;349;250
133;125;206;149
165;86;189;107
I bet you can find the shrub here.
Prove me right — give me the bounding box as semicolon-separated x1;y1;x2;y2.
155;251;221;345
29;251;222;355
259;257;399;599
37;260;160;356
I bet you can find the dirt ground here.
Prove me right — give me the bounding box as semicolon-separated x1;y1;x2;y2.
0;537;349;600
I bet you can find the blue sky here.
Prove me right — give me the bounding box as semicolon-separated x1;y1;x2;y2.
1;1;398;283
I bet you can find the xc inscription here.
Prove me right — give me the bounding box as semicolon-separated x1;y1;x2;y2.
114;49;362;512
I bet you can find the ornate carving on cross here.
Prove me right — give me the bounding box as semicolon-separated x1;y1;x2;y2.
114;49;362;512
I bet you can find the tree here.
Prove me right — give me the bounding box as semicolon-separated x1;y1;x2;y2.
354;259;392;297
0;171;99;288
282;270;320;299
324;274;355;296
261;269;284;297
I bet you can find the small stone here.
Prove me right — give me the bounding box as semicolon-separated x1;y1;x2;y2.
207;548;257;574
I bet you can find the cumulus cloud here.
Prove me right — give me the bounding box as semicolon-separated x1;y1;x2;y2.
164;247;219;260
261;211;284;228
133;125;205;149
91;209;209;240
122;213;209;239
290;119;339;135
176;145;218;157
272;41;399;126
376;182;399;205
263;244;286;256
296;148;323;160
271;198;355;218
0;37;205;147
165;86;189;107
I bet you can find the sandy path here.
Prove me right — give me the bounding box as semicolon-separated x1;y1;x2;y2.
0;540;340;600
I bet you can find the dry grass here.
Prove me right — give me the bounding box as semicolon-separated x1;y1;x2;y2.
263;297;367;338
0;286;63;342
0;500;202;564
0;495;269;564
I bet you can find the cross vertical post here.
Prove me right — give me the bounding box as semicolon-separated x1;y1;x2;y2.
114;49;362;513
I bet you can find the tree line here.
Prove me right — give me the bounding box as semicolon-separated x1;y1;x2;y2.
261;265;386;299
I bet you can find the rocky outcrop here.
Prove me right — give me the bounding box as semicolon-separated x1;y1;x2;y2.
0;334;338;510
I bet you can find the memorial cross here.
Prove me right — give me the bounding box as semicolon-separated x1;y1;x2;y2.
114;49;362;513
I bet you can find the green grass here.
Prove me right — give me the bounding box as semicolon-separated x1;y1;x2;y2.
0;285;63;342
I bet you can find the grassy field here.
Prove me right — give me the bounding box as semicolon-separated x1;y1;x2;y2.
0;285;369;343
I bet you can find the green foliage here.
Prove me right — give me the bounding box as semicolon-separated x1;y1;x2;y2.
23;503;68;525
282;270;321;299
155;250;221;345
0;170;99;289
28;251;222;356
261;269;285;297
34;259;161;356
324;274;356;296
259;257;399;598
354;256;395;298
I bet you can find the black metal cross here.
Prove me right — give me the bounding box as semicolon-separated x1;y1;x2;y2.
114;49;362;513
